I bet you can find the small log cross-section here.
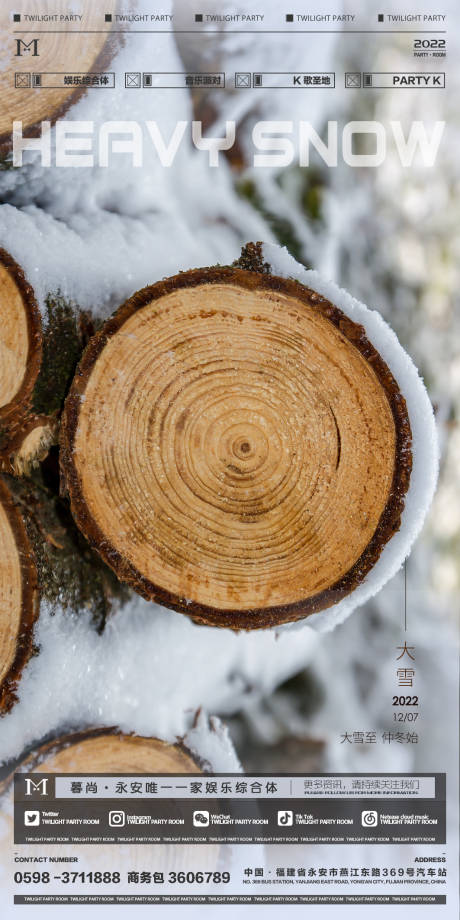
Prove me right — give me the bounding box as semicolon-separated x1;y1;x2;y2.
0;478;38;713
0;248;94;475
61;262;412;630
0;3;119;159
10;729;202;776
0;248;42;458
0;730;226;877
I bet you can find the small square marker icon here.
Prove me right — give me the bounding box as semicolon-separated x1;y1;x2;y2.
105;13;112;22
235;73;251;88
13;13;21;22
195;14;203;22
345;72;361;88
286;14;294;22
125;72;141;88
378;14;384;22
15;73;31;88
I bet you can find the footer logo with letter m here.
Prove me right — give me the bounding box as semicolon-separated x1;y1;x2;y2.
24;778;49;796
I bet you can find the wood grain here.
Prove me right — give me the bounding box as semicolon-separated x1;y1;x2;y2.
0;248;42;441
16;728;202;775
61;266;412;629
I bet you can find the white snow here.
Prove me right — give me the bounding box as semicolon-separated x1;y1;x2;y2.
0;599;318;765
0;199;268;320
0;0;272;318
183;709;241;773
0;0;340;319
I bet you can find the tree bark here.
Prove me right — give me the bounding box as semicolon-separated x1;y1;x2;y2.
0;247;42;457
0;248;93;474
60;244;412;630
0;3;120;160
8;468;128;618
0;476;38;713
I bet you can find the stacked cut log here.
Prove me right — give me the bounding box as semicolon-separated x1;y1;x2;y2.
60;243;412;630
8;728;203;775
0;249;126;712
0;477;38;714
0;248;96;476
0;2;119;160
0;248;45;475
0;729;226;875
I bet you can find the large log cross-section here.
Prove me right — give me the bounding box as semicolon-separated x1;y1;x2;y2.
61;257;412;630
